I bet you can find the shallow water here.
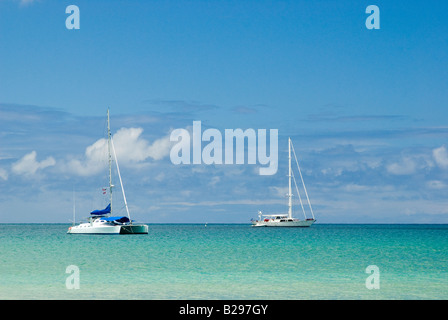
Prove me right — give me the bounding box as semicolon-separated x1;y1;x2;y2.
0;223;446;299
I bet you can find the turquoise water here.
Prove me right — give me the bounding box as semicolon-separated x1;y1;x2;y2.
0;224;447;299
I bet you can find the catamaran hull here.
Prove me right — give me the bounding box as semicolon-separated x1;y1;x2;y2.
252;219;315;227
120;224;149;234
67;224;148;234
67;225;122;234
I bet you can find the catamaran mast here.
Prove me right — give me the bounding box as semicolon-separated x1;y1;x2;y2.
107;108;113;216
111;137;132;222
72;189;76;226
288;137;292;219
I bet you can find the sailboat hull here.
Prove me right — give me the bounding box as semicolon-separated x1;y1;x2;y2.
67;223;148;234
67;224;122;234
67;224;149;234
120;224;149;234
252;219;315;227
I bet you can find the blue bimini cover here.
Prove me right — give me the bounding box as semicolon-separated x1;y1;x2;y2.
101;216;130;223
90;203;111;215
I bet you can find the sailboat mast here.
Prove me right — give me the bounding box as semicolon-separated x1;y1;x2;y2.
107;108;113;216
288;137;292;219
72;188;76;226
110;137;132;221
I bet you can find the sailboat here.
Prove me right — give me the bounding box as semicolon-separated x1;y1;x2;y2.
252;137;316;227
67;109;149;234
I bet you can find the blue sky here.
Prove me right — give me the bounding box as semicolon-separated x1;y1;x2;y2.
1;0;448;223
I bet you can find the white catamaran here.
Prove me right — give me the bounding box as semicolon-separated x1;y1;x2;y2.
67;110;148;234
252;137;316;227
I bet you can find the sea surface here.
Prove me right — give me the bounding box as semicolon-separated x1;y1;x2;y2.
0;223;447;300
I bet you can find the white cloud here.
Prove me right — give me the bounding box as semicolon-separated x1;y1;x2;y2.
427;180;446;190
386;157;417;175
0;168;8;181
164;199;284;207
12;151;55;176
154;172;165;182
6;0;39;7
67;127;173;176
384;145;448;176
386;153;434;176
18;0;38;6
321;167;343;176
433;145;448;168
113;127;171;162
208;176;220;187
269;186;288;198
343;183;370;192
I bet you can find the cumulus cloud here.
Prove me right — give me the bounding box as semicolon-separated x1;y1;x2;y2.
67;127;173;176
433;145;448;168
12;151;56;176
67;139;107;176
113;127;172;162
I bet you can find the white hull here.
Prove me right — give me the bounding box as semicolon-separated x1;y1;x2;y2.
252;219;315;227
67;223;121;234
67;223;148;234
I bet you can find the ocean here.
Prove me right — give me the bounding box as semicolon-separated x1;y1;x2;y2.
0;223;446;300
